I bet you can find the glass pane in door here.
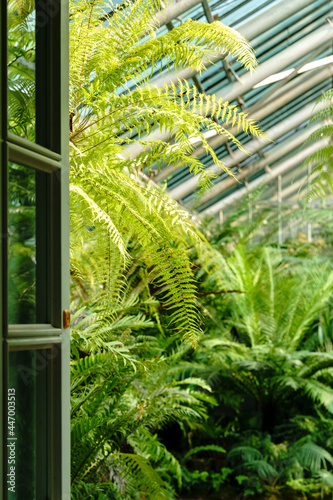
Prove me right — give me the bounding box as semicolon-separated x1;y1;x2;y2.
7;0;36;141
8;162;49;324
8;348;50;500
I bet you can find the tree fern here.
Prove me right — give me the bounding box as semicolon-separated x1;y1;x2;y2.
190;244;333;439
67;0;264;345
71;159;206;344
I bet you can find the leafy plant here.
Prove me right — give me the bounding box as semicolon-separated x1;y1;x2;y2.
70;303;216;498
172;218;333;498
195;245;333;431
8;0;263;342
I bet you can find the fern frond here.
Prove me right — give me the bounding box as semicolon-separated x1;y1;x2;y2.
294;439;333;471
301;88;333;204
71;158;206;345
182;444;226;463
69;0;263;197
112;453;171;499
128;428;182;488
70;183;129;260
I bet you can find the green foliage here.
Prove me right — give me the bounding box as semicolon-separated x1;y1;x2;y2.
8;0;263;343
127;428;183;494
70;275;216;498
181;467;233;493
70;164;206;345
173;211;333;498
10;0;333;498
70;191;333;499
71;184;333;497
181;444;226;463
69;0;261;185
194;245;333;425
222;435;333;497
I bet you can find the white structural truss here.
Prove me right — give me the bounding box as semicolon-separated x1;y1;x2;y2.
146;0;333;219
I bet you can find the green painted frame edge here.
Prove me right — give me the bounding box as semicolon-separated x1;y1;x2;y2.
8;143;62;172
1;0;6;489
7;133;62;161
8;325;62;338
59;0;70;495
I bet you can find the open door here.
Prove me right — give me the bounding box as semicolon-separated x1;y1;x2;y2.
1;0;70;497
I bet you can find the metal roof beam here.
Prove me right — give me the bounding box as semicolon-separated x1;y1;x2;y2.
186;124;321;208
201;0;214;24
201;139;328;215
154;65;333;182
153;0;203;29
150;0;321;87
125;3;332;164
248;43;332;114
129;31;332;169
194;65;333;159
168;98;329;201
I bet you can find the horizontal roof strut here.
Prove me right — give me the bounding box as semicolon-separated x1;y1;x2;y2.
201;139;328;215
248;43;333;115
168;98;330;201
154;65;333;182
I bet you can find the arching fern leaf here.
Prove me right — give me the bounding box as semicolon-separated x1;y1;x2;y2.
302;89;333;203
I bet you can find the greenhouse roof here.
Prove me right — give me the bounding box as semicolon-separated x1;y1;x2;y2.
146;0;333;216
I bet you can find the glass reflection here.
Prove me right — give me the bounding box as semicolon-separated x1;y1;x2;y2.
8;349;49;500
8;163;36;323
7;0;36;141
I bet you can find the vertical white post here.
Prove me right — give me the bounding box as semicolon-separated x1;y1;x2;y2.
307;163;312;242
245;180;252;223
278;175;282;245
